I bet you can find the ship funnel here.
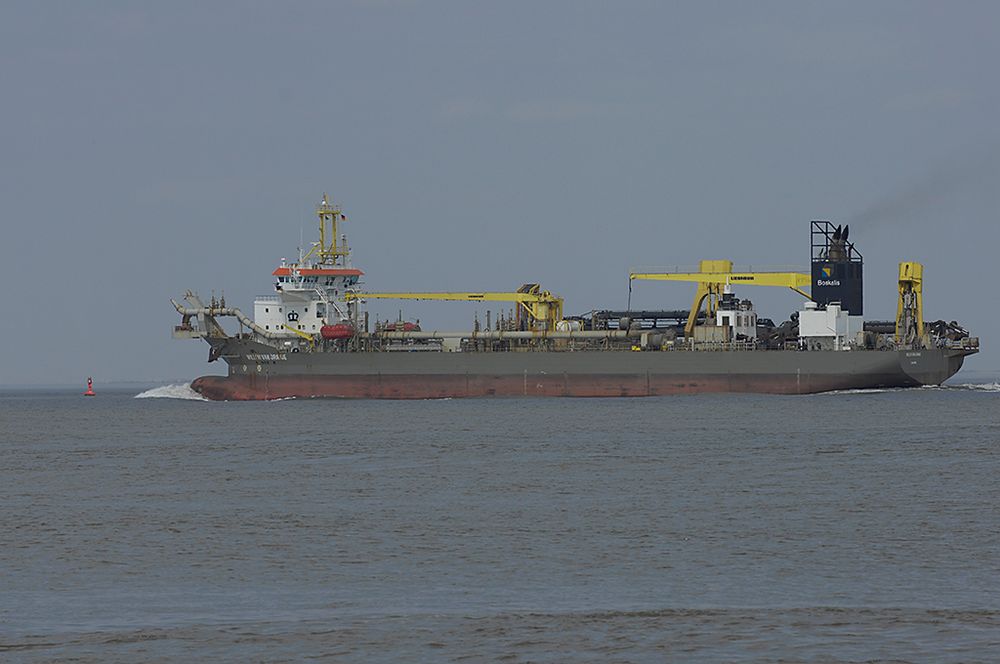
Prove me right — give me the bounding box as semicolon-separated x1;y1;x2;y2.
810;220;864;315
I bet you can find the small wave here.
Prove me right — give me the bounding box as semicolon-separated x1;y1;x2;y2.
810;388;899;396
812;383;1000;396
953;382;1000;392
134;383;208;401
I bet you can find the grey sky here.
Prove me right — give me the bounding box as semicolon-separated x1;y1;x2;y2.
1;1;998;385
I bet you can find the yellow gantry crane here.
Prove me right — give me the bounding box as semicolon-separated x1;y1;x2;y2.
630;260;812;337
346;283;564;331
895;261;924;346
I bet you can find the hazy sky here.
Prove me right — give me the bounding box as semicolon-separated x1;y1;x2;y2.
2;1;998;385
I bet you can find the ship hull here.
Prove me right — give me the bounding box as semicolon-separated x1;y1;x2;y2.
191;343;973;400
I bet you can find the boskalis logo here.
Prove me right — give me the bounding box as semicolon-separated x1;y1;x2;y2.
817;264;841;287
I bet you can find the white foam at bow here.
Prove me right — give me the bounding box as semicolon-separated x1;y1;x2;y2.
134;383;209;401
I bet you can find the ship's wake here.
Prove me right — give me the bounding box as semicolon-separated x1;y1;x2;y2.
953;382;1000;392
134;383;209;401
812;388;900;396
810;382;1000;396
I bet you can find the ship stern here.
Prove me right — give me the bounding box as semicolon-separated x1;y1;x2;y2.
899;347;977;386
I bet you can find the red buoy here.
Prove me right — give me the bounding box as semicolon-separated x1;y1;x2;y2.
83;377;96;397
321;323;355;340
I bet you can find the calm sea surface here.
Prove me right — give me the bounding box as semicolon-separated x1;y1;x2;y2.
2;376;1000;662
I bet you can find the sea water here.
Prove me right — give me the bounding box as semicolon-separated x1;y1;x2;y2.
2;376;999;662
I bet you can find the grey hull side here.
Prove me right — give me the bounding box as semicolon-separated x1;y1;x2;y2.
190;343;974;400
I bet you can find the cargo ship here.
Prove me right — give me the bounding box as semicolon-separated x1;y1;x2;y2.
172;195;978;400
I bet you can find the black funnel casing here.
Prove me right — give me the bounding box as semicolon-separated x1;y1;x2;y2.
810;220;863;315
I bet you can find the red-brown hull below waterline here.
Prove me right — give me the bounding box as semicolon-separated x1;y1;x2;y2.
190;373;923;400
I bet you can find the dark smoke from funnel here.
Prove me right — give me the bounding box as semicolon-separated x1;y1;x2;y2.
846;146;1000;229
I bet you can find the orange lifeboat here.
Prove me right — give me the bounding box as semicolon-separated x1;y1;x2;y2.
320;323;355;339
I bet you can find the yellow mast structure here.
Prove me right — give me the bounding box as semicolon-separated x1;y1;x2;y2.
303;193;349;265
895;261;924;346
630;260;812;337
346;284;564;331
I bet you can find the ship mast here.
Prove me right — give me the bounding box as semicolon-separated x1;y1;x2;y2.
305;193;349;266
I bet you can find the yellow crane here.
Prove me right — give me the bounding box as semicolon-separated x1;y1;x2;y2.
895;261;924;346
283;324;317;348
346;283;564;331
630;260;812;337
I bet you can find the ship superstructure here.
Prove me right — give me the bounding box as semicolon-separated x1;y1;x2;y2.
251;194;363;344
171;195;978;400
